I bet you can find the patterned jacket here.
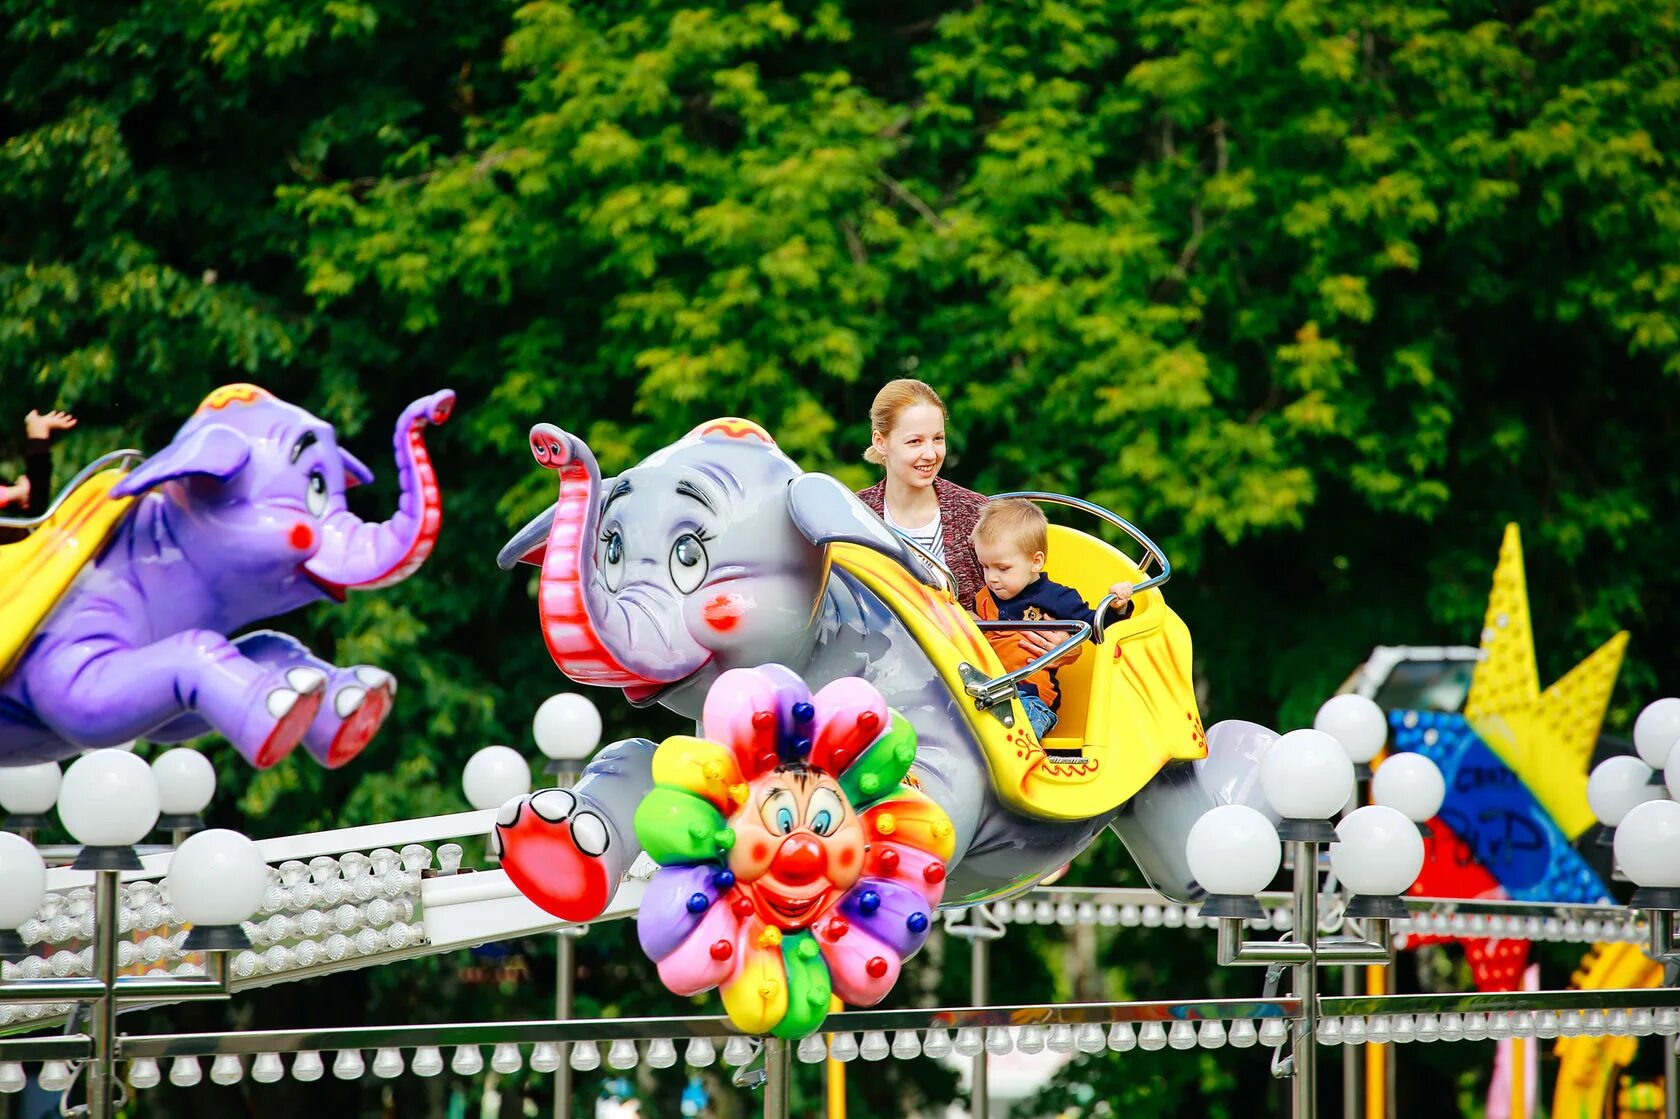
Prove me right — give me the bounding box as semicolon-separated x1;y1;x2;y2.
855;477;989;609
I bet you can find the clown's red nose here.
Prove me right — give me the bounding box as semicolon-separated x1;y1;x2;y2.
771;834;825;885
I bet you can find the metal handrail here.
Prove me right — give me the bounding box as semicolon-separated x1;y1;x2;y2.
992;490;1173;595
0;449;144;530
965;620;1092;708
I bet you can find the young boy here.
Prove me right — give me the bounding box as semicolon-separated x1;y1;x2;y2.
971;498;1134;740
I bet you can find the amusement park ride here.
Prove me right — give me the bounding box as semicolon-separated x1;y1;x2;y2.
0;387;1676;1119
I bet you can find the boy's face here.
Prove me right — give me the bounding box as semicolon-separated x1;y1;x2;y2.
974;537;1044;600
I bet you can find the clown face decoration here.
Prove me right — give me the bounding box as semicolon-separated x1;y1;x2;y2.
633;665;953;1038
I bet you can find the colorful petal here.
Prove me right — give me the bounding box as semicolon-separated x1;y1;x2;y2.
638;864;726;962
810;677;889;776
651;734;747;815
702;667;791;778
838;711;917;808
721;920;791;1035
864;841;948;909
838;879;935;960
819;920;900;1006
773;931;833;1039
861;787;955;861
655;893;746;996
634;786;732;865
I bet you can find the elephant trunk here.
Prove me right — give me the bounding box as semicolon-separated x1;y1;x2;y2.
528;423;666;692
304;390;455;593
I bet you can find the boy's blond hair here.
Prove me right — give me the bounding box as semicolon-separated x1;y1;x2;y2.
973;498;1048;557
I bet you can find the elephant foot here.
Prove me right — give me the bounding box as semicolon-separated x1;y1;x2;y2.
491;789;614;922
246;668;328;768
303;666;396;768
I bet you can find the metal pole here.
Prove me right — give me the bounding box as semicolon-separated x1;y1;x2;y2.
971;931;989;1119
86;868;120;1119
554;930;575;1119
762;1037;791;1119
1666;1036;1678;1119
1342;965;1360;1118
1291;842;1318;1119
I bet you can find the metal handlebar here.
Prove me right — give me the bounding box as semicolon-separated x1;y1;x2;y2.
0;449;144;530
965;620;1092;708
991;490;1172;594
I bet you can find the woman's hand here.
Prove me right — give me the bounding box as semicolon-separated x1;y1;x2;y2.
1017;628;1083;668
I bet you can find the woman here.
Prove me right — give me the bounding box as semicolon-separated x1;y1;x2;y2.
855;379;989;608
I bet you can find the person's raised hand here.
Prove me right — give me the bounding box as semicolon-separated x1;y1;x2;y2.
25;410;77;440
0;475;30;509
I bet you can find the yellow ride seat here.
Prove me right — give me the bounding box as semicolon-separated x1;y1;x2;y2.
0;469;134;678
831;524;1204;823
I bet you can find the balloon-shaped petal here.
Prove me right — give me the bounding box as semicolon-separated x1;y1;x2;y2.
861;788;955;862
634;787;731;865
838;711;917;808
863;841;948;909
820;920;900;1006
838;879;935;960
656;894;746;996
721;922;791;1036
810;677;890;776
638;864;726;962
774;931;833;1039
702;668;790;778
652;735;747;815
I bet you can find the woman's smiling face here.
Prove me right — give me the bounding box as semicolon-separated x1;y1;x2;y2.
873;403;946;493
727;767;866;930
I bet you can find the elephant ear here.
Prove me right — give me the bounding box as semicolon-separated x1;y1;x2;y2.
340;448;376;488
786;473;939;591
111;423;252;498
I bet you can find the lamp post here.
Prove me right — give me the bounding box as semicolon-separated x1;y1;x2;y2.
0;748;267;1119
1612;798;1680;1119
532;692;603;1119
1192;724;1425;1119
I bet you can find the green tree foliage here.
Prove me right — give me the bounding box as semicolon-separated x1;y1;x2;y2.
4;0;1679;1115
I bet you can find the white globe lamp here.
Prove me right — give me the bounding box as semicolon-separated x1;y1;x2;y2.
1666;749;1680;803
0;763;61;829
1314;694;1388;768
1259;728;1355;841
1613;799;1680;911
533;693;603;777
1586;756;1662;832
1330;805;1425;919
153;749;216;835
166;829;269;950
0;832;46;959
463;746;532;812
59;750;160;870
1371;753;1446;833
1185;805;1281;919
1632;698;1680;770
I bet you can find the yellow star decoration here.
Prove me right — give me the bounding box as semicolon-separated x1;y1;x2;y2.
1463;524;1628;839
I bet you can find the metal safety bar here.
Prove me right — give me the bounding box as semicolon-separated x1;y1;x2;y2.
0;450;144;529
991;491;1173;594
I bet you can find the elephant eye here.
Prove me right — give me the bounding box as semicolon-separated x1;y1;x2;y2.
806;788;845;837
305;469;329;517
668;533;709;594
600;530;626;592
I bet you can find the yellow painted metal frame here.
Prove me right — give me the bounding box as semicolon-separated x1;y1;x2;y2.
831;525;1204;823
1550;943;1664;1119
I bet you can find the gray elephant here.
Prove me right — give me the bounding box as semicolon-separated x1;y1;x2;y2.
493;417;1218;921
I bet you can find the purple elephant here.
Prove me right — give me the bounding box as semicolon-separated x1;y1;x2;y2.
0;383;455;769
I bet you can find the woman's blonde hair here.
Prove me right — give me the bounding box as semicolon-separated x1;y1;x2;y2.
864;378;946;465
